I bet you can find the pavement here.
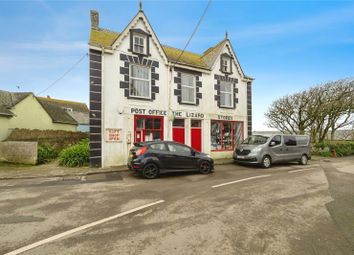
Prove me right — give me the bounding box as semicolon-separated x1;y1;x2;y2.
0;158;234;180
0;156;353;254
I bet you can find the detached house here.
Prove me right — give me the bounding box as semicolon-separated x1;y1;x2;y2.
89;4;254;167
0;91;89;141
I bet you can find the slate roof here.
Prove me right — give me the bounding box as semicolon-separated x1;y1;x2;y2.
89;28;219;70
0;90;32;116
36;97;89;125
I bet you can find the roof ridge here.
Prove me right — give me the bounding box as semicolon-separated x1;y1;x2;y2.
36;96;86;105
162;44;202;57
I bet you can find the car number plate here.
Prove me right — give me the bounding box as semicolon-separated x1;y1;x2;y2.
237;155;245;159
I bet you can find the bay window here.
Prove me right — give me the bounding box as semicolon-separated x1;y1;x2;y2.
130;64;150;99
211;121;243;151
220;81;233;108
181;73;196;104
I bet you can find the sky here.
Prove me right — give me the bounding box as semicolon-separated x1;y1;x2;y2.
0;0;353;131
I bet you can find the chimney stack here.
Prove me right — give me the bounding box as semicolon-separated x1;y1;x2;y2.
90;10;99;29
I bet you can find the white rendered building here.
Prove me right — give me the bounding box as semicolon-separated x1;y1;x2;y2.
89;5;253;167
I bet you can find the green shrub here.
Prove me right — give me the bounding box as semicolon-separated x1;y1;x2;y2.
312;140;354;157
59;139;89;167
37;145;59;164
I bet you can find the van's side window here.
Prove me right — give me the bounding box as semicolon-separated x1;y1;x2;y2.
284;136;297;146
271;135;281;146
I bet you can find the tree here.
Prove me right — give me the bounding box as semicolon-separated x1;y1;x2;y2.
265;78;354;143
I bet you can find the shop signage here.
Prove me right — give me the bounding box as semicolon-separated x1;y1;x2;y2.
130;107;167;116
217;115;233;121
173;111;204;119
106;128;122;142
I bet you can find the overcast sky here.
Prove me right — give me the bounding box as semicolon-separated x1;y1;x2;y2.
0;0;353;131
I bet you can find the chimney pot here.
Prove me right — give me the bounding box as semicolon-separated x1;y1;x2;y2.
90;10;99;28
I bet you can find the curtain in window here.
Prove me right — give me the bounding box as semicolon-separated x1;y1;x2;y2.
130;65;150;98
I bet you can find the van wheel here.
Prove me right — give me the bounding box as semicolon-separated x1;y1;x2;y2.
142;163;159;179
299;154;308;165
199;161;212;174
261;156;272;168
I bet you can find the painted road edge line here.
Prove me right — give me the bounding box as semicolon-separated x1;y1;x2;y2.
288;168;313;173
5;200;165;255
212;174;271;188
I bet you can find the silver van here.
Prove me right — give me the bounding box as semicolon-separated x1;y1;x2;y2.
233;134;311;168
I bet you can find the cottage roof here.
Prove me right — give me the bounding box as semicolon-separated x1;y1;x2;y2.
0;90;32;116
36;97;89;125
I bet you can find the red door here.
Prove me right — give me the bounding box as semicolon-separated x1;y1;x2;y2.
191;120;202;152
172;119;185;144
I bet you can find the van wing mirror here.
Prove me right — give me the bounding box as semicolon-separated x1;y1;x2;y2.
269;141;276;147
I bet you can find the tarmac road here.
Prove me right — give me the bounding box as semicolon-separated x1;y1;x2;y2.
0;157;353;255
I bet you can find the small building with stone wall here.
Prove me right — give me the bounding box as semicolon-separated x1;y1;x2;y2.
88;3;254;167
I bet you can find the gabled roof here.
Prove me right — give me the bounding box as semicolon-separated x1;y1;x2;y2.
36;97;89;125
0;90;32;116
88;11;253;79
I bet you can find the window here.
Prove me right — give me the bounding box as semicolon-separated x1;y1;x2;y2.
284;136;297;146
150;143;167;151
130;65;150;99
173;119;185;127
133;34;145;54
181;73;195;104
296;136;309;146
134;116;163;142
222;57;229;72
167;143;191;155
211;121;243;151
220;81;233;107
270;135;281;146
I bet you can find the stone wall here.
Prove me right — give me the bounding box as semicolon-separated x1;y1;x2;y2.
0;141;38;164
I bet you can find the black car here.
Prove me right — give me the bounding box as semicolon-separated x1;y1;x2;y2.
127;141;214;179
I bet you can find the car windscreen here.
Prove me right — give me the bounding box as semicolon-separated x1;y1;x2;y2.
242;135;269;145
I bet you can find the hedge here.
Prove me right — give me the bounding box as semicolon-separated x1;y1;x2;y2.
37;145;60;164
313;141;354;157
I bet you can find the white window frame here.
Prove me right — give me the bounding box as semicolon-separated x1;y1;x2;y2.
181;73;196;104
220;81;233;108
129;64;151;99
133;34;146;54
222;57;230;73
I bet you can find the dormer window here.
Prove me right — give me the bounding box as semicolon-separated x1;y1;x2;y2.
220;54;232;74
130;29;150;56
133;34;145;54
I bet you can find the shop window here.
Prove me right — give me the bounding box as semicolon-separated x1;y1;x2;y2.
211;121;243;151
130;65;150;99
181;73;196;104
220;81;233;108
134;115;163;142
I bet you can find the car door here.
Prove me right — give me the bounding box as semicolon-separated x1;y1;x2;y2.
268;135;287;163
166;143;196;170
283;135;298;161
148;143;173;170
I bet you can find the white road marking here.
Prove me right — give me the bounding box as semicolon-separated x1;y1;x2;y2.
212;174;271;188
5;200;165;255
288;168;314;173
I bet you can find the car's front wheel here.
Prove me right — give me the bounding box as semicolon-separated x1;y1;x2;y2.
199;161;212;174
261;155;272;168
142;163;159;179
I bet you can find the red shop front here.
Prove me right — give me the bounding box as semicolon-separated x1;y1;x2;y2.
134;115;164;143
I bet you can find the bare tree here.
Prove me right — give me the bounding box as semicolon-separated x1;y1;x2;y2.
265;78;354;143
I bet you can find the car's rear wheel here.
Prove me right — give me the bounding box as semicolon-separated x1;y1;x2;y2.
261;155;272;168
199;161;212;174
142;163;159;179
299;154;308;165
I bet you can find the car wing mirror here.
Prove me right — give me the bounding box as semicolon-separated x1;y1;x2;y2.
269;141;276;147
191;150;196;156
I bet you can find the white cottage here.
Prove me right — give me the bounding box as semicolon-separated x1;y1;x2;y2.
88;5;253;167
